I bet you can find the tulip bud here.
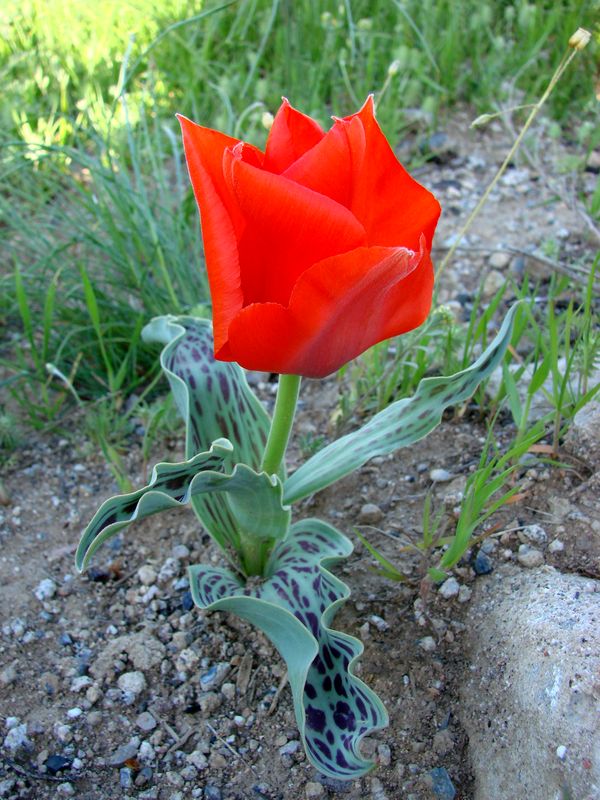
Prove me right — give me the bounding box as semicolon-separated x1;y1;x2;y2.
387;60;401;77
261;111;274;131
568;28;591;51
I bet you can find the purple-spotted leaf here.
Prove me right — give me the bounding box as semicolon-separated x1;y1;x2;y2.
284;303;523;503
76;439;290;571
142;315;276;548
189;519;388;779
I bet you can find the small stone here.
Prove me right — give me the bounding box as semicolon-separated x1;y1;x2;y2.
517;544;544;568
5;717;19;730
187;750;208;771
369;614;389;632
433;729;455;756
483;269;505;297
0;663;17;687
53;724;72;744
279;739;300;756
457;585;472;603
3;724;30;752
66;707;82;719
556;745;567;760
180;765;198;782
135;766;154;788
377;744;392;766
172;545;190;559
199;692;222;714
430;468;453;482
120;768;134;789
548;539;564;554
70;676;92;693
108;737;140;767
370;776;387;800
45;755;72;775
118;670;146;701
438;577;460;599
139;741;155;764
489;251;511;269
204;785;222;800
221;682;236;701
199;662;230;690
429;766;456;799
137;565;157;586
158;558;180;583
34;578;57;601
305;782;324;798
518;524;548;546
181;591;194;612
136;712;157;732
418;636;437;652
473;550;493;575
359;503;384;525
56;783;75;797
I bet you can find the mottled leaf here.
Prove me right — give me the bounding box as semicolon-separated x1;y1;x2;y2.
143;315;275;546
189;519;388;780
284;303;522;503
76;439;290;571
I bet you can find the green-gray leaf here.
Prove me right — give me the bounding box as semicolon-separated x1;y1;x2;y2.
142;315;275;546
76;439;290;571
284;303;522;504
189;518;388;779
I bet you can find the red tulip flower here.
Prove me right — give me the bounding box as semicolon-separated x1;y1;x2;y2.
178;97;441;378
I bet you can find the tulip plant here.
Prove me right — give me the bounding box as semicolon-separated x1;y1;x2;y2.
77;99;520;780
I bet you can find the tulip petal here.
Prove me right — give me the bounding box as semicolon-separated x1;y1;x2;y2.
225;238;432;378
342;97;441;250
177;115;246;352
282;121;355;207
224;149;367;307
264;98;326;173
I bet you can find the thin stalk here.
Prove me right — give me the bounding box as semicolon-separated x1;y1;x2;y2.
261;373;301;475
436;44;581;280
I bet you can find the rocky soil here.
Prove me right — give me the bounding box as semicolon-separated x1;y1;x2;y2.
1;114;599;800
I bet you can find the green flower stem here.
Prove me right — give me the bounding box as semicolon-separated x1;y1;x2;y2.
261;373;302;476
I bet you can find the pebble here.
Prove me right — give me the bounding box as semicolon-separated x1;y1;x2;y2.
0;663;17;686
473;550;494;575
3;724;30;752
517;544;544;568
187;750;208;770
135;766;154;787
556;745;567;760
377;744;392;766
158;558;180;583
418;636;437;652
359;503;384;525
488;251;511;269
458;585;472;603
548;539;564;554
172;545;190;559
370;776;387;799
279;739;300;756
45;755;72;775
139;741;156;763
429;766;456;799
70;676;92;692
483;269;506;297
120;768;134;789
66;707;82;719
518;524;548;546
200;662;230;690
204;786;222;800
57;783;75;797
136;711;157;732
34;578;57;601
137;565;157;586
433;729;455;756
430;468;453;482
108;737;140;767
369;614;389;632
118;670;146;700
438;577;460;599
53;724;72;743
306;782;324;798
